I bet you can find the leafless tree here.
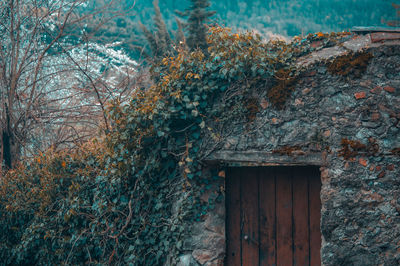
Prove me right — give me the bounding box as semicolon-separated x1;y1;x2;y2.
0;0;137;171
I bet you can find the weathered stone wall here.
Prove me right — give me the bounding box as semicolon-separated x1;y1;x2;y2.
175;169;226;266
175;34;400;265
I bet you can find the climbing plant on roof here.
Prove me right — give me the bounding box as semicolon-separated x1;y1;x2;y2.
0;26;352;265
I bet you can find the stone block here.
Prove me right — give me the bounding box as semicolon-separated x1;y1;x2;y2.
383;86;395;93
371;32;400;43
177;254;200;266
354;91;366;99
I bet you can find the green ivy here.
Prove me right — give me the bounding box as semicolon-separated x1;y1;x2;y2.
0;27;351;265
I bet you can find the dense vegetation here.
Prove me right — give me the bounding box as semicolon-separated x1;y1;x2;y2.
0;0;395;264
0;23;352;264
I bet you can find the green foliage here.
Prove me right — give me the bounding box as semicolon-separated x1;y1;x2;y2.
141;0;215;61
0;26;352;265
140;0;176;60
181;0;216;52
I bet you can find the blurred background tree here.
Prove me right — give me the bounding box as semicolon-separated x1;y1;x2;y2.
178;0;216;52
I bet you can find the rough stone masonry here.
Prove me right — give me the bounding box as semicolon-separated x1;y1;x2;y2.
174;30;400;266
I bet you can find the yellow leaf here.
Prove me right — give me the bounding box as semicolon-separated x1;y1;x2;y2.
185;72;193;80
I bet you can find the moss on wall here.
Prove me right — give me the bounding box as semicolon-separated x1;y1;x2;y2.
327;51;373;77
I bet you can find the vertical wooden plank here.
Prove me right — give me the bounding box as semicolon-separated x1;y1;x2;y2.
276;167;293;266
259;167;276;266
241;167;259;266
309;168;322;266
293;169;310;266
226;168;241;265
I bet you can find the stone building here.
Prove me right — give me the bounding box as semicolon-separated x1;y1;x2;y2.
176;29;400;265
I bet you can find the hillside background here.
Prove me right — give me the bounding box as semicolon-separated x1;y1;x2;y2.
137;0;395;35
96;0;396;59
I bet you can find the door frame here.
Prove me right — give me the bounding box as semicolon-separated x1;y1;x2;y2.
205;151;325;266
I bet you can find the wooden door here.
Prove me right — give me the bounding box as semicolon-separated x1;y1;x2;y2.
226;166;321;266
